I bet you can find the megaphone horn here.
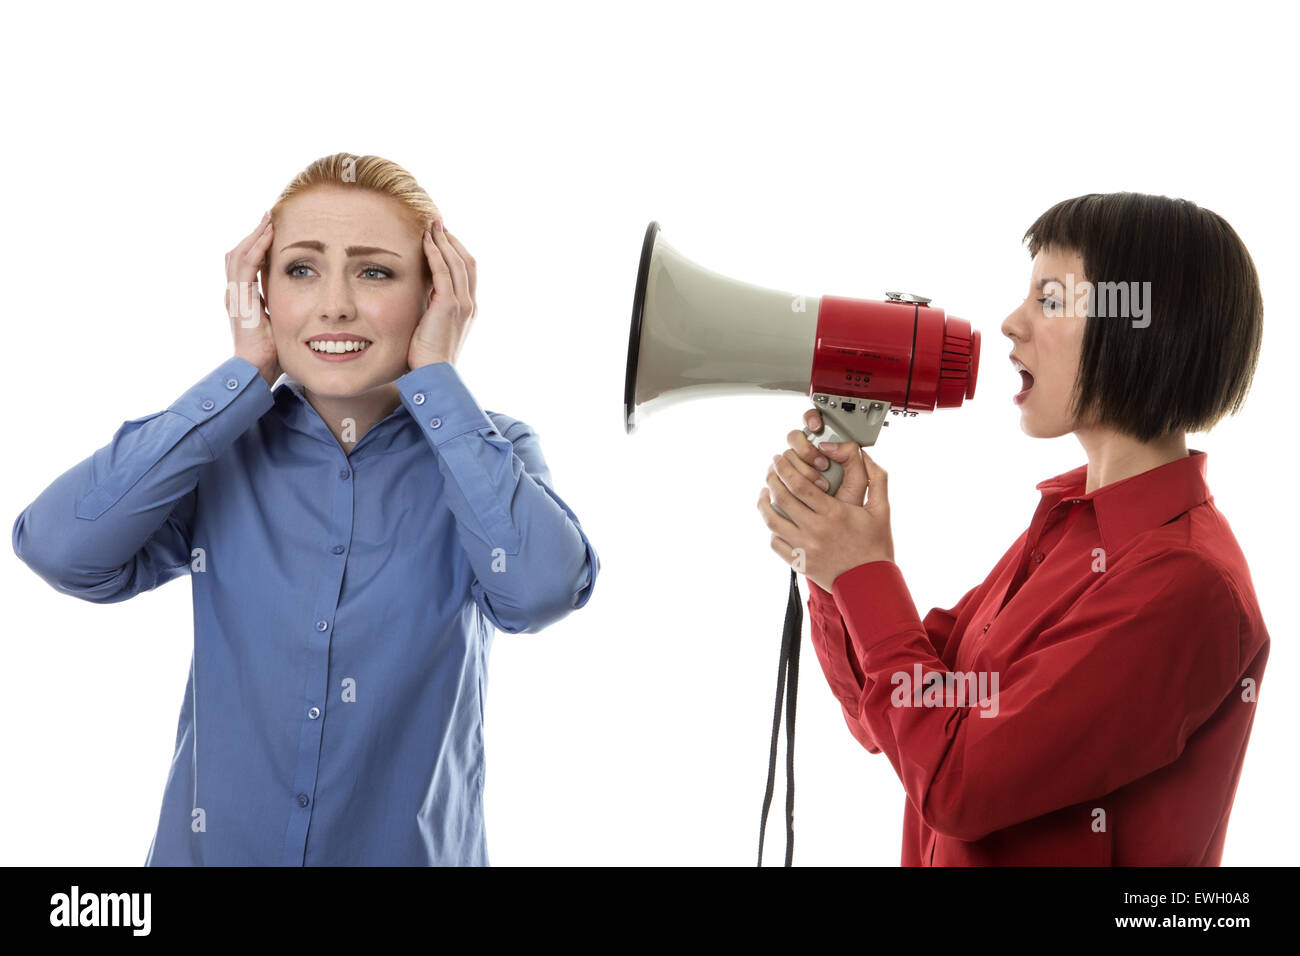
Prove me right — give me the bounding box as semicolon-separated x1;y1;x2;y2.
624;222;981;498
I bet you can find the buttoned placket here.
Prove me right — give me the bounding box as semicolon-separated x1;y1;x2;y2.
932;492;1084;865
273;391;429;864
279;452;354;866
996;494;1079;612
961;495;1086;670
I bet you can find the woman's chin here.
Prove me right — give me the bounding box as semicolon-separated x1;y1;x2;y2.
1019;415;1073;441
291;362;407;399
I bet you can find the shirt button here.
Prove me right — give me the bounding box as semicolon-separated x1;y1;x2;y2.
412;392;426;405
338;468;351;480
316;619;328;631
225;377;239;390
296;793;309;808
429;417;442;429
982;623;990;632
331;545;345;554
1033;552;1044;563
201;399;215;411
308;706;320;719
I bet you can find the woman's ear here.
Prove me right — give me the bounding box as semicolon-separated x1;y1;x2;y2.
258;266;271;320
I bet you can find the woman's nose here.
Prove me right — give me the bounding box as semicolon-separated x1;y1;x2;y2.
322;272;356;316
1001;308;1025;343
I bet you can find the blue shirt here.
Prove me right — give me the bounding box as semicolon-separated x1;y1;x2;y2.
12;356;599;866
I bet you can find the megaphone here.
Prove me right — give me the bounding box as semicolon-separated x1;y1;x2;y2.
623;221;983;866
624;222;981;501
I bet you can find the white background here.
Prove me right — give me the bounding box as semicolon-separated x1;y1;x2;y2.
2;0;1294;866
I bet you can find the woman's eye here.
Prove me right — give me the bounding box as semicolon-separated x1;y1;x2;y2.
284;262;391;279
1037;296;1062;312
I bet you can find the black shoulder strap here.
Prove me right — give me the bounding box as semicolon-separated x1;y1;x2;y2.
758;568;802;866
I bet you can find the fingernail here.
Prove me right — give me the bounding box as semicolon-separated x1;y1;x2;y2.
814;456;828;469
818;441;837;451
815;478;829;491
435;220;444;232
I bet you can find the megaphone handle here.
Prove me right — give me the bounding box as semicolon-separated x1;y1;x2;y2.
772;427;847;521
804;426;846;497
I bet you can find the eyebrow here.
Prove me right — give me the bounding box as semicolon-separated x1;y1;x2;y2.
280;240;402;258
1037;276;1063;289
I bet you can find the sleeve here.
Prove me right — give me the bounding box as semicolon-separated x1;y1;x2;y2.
806;577;980;755
11;357;274;603
394;361;599;635
828;550;1242;842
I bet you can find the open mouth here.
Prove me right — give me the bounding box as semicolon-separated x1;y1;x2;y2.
1012;355;1035;403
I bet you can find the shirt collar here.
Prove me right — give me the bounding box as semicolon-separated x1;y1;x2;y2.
269;374;318;438
1034;449;1211;553
267;374;415;456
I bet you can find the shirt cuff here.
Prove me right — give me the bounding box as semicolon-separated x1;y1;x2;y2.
394;361;498;444
830;560;922;666
807;578;835;603
71;356;273;523
182;356;276;457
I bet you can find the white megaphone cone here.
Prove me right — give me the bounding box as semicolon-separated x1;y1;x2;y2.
624;222;981;513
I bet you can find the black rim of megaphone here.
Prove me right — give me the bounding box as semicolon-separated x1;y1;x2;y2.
624;220;660;434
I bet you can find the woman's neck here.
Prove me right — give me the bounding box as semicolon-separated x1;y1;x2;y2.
300;382;403;454
1074;424;1189;494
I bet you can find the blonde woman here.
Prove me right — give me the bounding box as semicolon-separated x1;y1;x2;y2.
13;153;599;866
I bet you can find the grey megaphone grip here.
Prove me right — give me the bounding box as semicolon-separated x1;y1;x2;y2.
771;427;846;521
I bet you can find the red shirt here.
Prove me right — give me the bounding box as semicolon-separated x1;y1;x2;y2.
806;450;1269;865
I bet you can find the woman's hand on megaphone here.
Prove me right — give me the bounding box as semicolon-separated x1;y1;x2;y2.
787;408;868;507
760;424;895;593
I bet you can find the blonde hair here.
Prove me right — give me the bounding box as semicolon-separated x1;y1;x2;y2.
264;152;441;275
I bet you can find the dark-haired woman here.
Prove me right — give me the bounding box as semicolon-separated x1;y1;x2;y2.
759;192;1268;865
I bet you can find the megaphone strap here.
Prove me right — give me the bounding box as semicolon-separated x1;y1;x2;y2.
758;568;802;867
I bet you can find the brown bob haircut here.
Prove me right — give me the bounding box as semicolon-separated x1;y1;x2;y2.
1023;192;1263;443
